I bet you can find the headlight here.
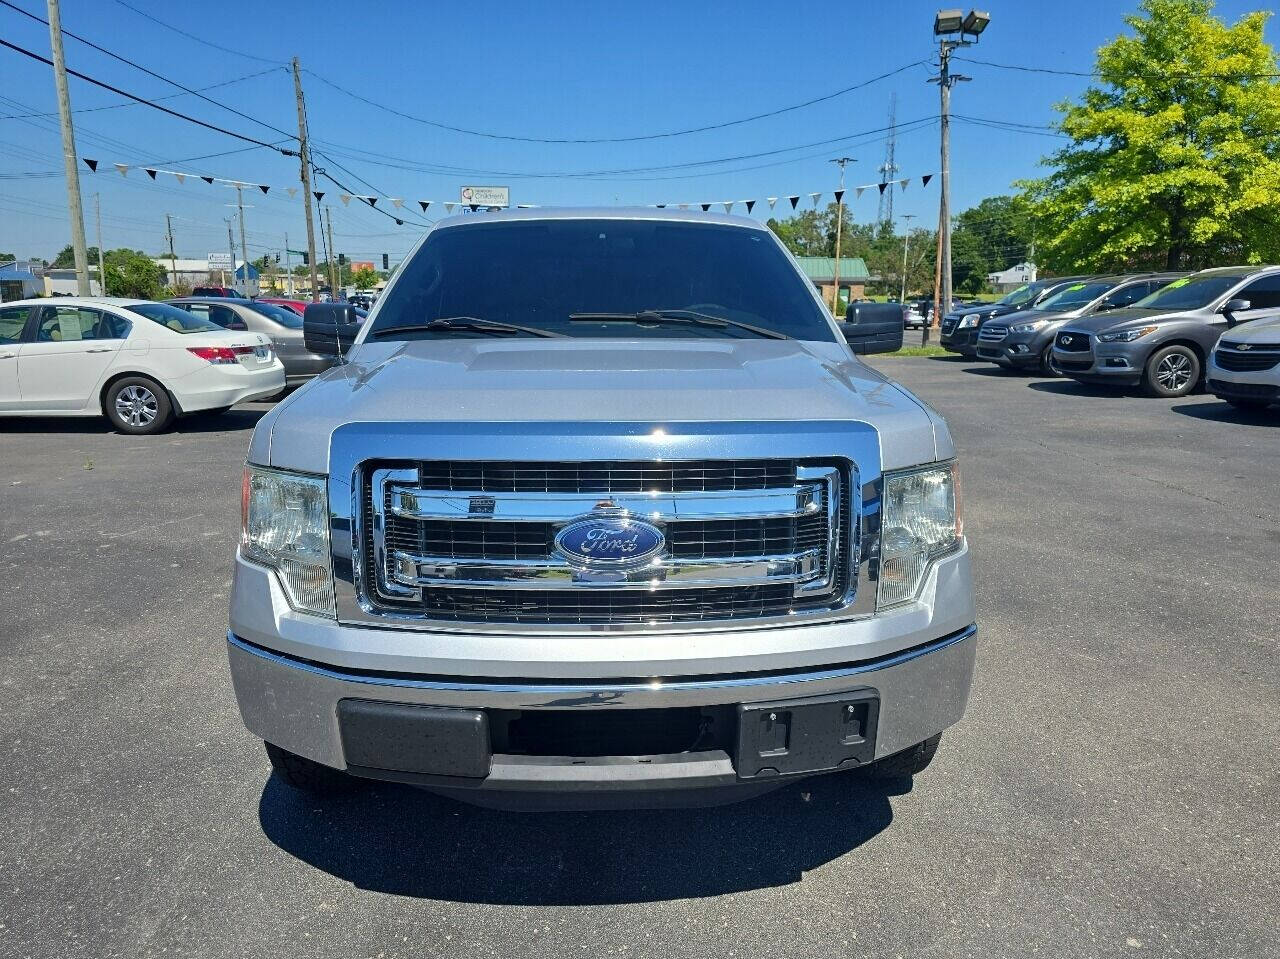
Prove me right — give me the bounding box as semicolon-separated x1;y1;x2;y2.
1010;320;1045;334
957;315;978;329
241;465;335;618
1098;325;1158;343
877;462;963;610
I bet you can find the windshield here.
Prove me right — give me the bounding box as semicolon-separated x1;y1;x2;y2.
246;301;304;328
367;219;836;341
127;302;222;333
1132;274;1241;311
997;283;1041;307
1034;281;1113;312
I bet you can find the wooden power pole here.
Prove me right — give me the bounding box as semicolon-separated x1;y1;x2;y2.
292;57;320;302
46;0;90;295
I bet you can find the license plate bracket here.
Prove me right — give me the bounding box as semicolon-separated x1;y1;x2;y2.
735;690;879;780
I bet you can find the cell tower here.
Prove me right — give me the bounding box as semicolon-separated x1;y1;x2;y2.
877;93;899;226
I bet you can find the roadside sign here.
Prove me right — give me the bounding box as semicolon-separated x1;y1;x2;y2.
460;186;509;208
349;260;375;272
207;252;233;269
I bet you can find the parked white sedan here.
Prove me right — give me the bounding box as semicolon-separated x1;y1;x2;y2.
0;297;285;434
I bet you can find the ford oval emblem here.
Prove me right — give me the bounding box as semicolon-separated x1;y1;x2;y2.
554;515;665;569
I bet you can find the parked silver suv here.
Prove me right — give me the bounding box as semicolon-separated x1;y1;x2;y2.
1052;266;1280;397
228;209;976;810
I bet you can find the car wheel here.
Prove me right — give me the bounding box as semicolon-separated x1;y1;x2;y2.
865;734;942;780
1143;345;1200;398
1038;344;1060;377
264;742;356;796
104;376;173;434
1224;397;1271;411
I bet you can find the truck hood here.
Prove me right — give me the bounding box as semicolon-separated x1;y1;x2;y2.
250;338;951;474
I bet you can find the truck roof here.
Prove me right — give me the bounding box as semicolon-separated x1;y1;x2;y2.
432;206;769;232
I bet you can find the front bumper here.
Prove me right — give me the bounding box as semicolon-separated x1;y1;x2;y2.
1051;340;1143;384
1207;353;1280;403
939;324;978;355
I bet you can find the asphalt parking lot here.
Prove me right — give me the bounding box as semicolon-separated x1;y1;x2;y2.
1;355;1276;959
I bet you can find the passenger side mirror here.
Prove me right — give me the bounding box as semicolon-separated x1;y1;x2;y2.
840;302;905;355
303;302;360;356
1222;298;1251;327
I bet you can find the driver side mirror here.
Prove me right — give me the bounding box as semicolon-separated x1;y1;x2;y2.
841;302;905;355
1222;298;1251;327
303;302;360;357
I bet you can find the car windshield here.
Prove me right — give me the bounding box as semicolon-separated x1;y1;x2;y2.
366;219;837;341
246;302;304;328
127;302;222;333
997;283;1041;307
1034;281;1113;311
1131;274;1242;311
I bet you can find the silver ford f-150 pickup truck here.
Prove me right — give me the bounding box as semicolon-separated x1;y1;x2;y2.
228;208;976;810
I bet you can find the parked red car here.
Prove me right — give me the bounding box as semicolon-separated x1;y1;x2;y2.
257;298;308;316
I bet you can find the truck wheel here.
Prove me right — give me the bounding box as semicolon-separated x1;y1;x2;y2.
1039;344;1060;377
104;376;173;434
867;734;942;780
264;742;355;796
1143;345;1200;397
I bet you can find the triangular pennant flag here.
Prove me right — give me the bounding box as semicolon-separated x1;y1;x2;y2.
287;187;297;198
395;218;403;226
834;190;844;204
767;197;778;209
366;196;377;207
788;196;799;209
313;191;324;202
82;158;98;173
722;201;734;213
391;198;403;209
897;178;909;191
340;194;352;206
855;186;866;199
114;163;129;176
809;192;821;207
418;200;430;212
259;184;269;194
656;203;666;209
201;175;214;185
444;202;455;213
700;203;711;212
878;182;888;195
145;168;157;179
921;174;933;187
746;199;756;213
174;173;185;184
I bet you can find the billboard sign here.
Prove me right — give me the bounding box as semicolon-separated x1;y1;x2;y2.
349;260;376;273
460;185;509;208
207;252;233;270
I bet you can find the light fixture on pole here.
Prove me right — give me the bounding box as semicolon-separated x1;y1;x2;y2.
899;213;916;307
829;156;855;315
927;8;990;346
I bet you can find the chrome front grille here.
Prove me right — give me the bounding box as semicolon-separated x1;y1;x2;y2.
358;459;853;627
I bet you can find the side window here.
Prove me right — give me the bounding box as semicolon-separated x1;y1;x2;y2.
1102;283;1149;309
38;306;109;342
0;305;33;344
210;305;242;329
1235;274;1280;310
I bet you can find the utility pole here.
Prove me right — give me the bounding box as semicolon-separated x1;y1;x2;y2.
829;157;854;315
284;233;293;295
46;0;90;295
225;217;237;292
930;9;990;343
235;185;251;296
93;192;105;295
325;206;338;297
292;58;320;302
164;214;178;291
899;213;916;306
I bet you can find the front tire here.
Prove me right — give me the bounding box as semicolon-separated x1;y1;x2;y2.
1039;344;1060;377
104;376;173;434
1143;345;1200;398
866;734;942;780
265;742;355;796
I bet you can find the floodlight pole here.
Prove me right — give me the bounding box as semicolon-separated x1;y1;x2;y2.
829;157;854;314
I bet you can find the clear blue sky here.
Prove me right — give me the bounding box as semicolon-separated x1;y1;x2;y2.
0;0;1273;265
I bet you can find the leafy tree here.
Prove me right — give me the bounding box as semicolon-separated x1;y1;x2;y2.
1022;0;1280;271
50;244;100;269
351;266;379;290
102;249;167;299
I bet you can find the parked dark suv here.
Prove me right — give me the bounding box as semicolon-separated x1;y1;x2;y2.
1052;265;1280;397
939;277;1091;358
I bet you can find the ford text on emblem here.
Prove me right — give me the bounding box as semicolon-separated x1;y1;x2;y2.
555;515;665;569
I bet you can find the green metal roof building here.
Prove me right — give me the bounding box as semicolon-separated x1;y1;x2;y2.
792;256;874;310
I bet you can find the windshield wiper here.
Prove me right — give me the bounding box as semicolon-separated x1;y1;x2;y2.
568;309;787;340
368;317;564;339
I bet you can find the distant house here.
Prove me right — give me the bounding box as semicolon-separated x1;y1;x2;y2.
792;256;873;309
987;262;1037;292
0;261;43;302
152;257;259;293
44;268;102;297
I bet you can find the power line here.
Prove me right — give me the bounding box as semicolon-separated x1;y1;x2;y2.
110;0;283;66
0;37;298;155
0;0;293;139
303;59;930;144
953;54;1280;81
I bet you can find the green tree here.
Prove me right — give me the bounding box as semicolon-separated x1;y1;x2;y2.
351;265;378;290
766;210;827;255
51;244;100;269
1022;0;1280;271
102;249;167;299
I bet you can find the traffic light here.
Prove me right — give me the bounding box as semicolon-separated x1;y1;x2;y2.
301;251;309;266
382;253;389;270
338;252;346;266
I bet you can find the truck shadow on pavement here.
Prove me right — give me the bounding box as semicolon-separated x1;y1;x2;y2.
258;771;902;903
